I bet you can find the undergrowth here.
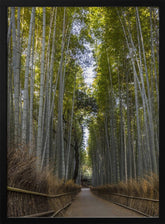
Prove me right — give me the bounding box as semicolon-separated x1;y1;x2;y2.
90;174;159;199
90;175;159;216
7;145;81;217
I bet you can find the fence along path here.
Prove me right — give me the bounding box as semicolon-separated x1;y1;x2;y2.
8;186;157;217
64;188;145;217
7;186;79;217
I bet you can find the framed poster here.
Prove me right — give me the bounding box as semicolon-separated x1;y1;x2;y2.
0;0;163;224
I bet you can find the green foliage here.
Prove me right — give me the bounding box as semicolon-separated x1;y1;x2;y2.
8;6;159;186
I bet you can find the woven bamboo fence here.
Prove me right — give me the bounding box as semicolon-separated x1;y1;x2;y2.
91;189;159;217
7;186;80;217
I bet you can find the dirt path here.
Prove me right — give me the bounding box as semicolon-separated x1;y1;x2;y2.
64;188;145;217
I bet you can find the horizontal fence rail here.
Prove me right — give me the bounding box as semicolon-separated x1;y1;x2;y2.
51;202;72;217
111;193;159;202
7;186;78;198
113;201;150;217
21;210;55;218
20;202;72;218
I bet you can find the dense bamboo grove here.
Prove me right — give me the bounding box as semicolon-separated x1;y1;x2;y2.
87;7;159;186
8;7;88;183
8;7;159;187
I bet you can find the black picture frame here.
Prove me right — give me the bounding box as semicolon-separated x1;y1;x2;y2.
0;0;164;224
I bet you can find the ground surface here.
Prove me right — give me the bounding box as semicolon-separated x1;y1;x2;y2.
64;188;145;217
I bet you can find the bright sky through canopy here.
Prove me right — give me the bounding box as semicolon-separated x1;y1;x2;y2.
83;66;95;87
83;64;95;150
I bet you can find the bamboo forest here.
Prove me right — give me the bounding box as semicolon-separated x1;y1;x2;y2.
7;7;159;217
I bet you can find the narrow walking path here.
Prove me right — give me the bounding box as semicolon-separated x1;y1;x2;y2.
64;188;145;217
